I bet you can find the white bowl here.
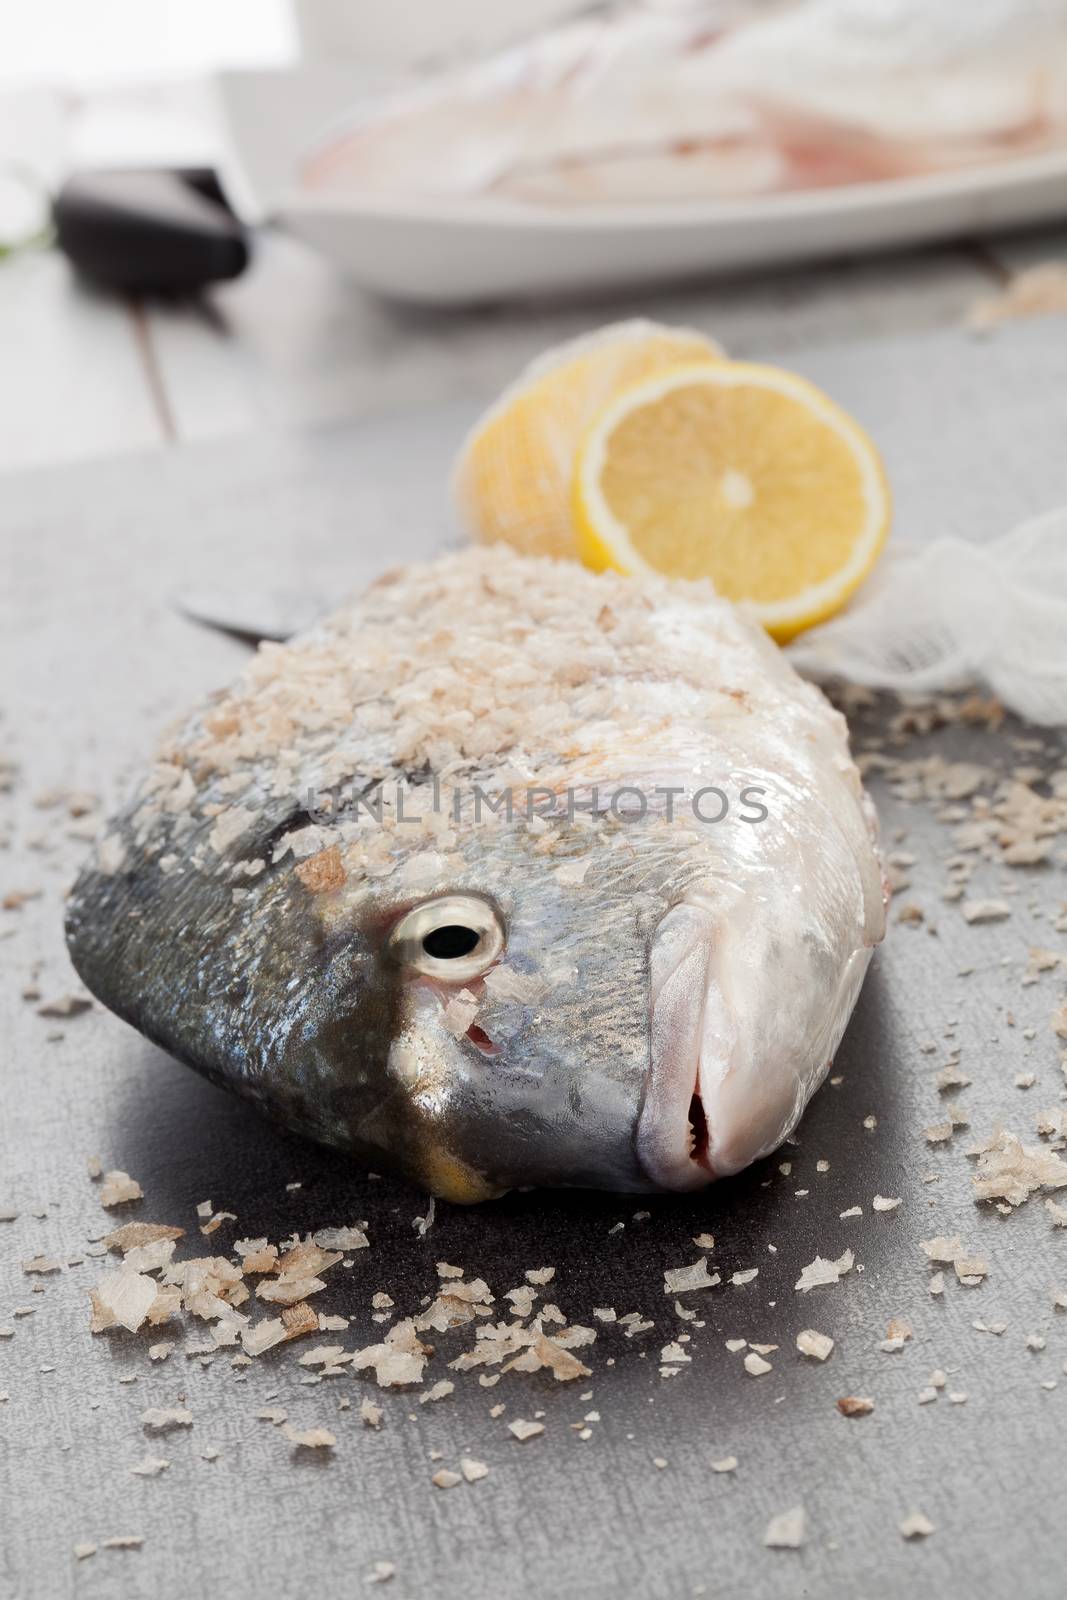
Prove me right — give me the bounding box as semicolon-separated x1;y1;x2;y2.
215;66;1067;306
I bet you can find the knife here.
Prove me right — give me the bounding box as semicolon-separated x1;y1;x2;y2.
174;587;328;646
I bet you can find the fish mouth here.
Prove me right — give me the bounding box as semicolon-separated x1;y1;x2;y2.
637;894;880;1193
636;900;720;1192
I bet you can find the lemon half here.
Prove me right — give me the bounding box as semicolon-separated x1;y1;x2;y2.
574;361;890;641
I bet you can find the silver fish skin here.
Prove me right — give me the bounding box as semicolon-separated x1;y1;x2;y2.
66;548;887;1202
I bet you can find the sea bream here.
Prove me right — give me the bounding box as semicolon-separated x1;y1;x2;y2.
66;548;887;1201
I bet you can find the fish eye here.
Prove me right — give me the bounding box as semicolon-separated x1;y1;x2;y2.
389;894;505;982
422;924;480;960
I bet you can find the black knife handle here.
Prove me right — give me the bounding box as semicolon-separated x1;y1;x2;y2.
52;168;249;295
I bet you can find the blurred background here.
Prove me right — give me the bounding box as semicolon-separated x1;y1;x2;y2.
2;0;1066;477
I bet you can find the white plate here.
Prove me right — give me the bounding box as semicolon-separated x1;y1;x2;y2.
216;67;1067;306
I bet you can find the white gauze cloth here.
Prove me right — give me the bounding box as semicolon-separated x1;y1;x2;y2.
785;507;1067;725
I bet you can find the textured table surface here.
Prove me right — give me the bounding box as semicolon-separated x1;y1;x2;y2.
1;321;1066;1600
1;206;1065;477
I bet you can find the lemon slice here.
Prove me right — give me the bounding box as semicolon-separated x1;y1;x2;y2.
452;321;724;561
574;361;890;641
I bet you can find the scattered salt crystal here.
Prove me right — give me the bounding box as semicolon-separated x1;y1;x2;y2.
99;1171;143;1208
241;1318;294;1358
282;1425;336;1448
962;899;1011;924
105;1223;184;1255
920;1235;964;1264
313;1226;369;1251
22;1255;60;1275
508;1419;544;1441
971;1129;1067;1207
764;1506;806;1550
140;1408;192;1432
796;1329;834;1361
352;1319;429;1388
664;1260;718;1295
837;1396;874;1417
36;994;92;1018
795;1249;854;1292
297;1345;349;1368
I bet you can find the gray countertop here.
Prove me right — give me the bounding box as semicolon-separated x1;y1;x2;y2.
1;320;1066;1600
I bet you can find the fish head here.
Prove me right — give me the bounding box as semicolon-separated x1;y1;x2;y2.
66;793;660;1200
289;814;665;1201
262;787;876;1200
67;775;877;1201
